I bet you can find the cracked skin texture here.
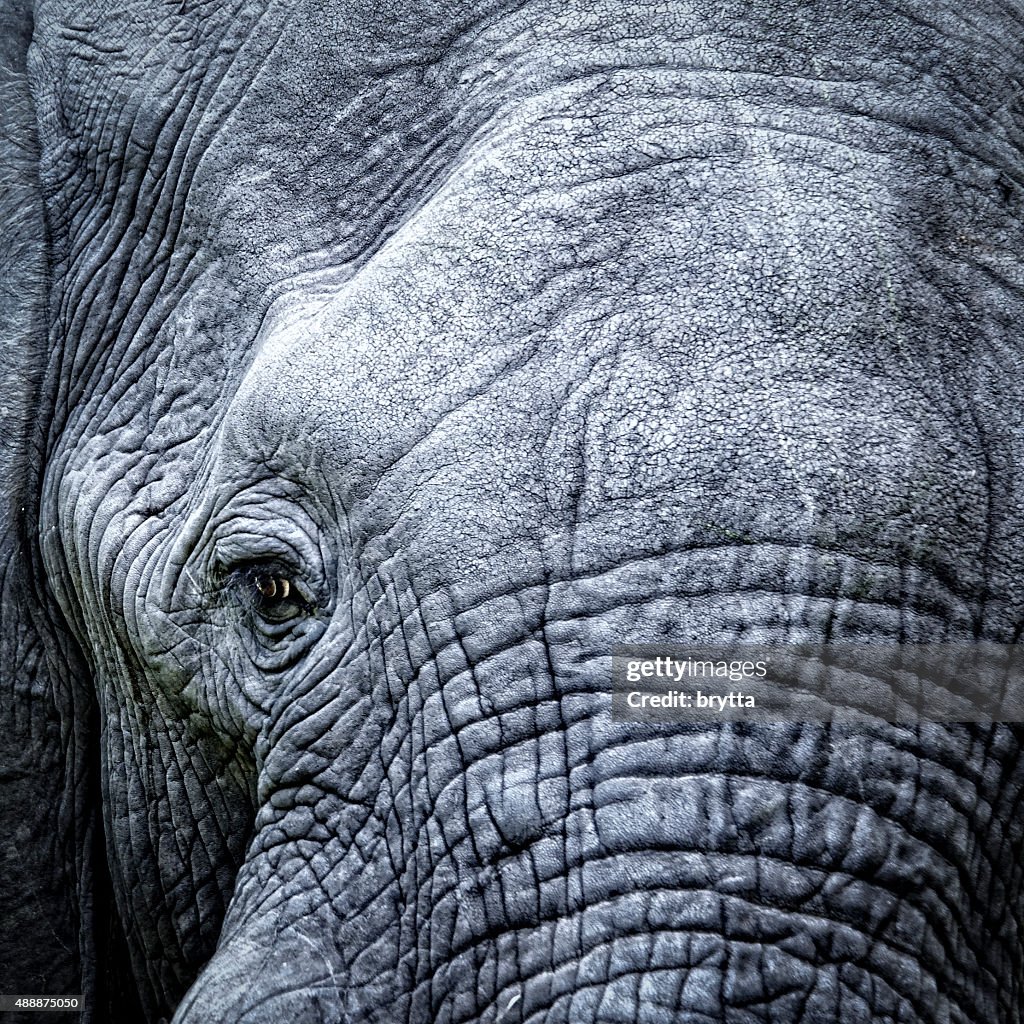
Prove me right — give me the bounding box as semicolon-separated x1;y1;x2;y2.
1;0;1024;1021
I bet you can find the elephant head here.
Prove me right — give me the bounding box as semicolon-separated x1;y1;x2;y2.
2;1;1024;1022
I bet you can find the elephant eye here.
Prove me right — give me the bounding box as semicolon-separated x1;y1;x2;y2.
238;568;311;624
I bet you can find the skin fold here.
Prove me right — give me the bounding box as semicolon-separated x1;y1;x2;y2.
1;0;1023;1021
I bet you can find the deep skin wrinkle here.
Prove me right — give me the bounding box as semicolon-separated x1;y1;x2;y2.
1;1;1024;1022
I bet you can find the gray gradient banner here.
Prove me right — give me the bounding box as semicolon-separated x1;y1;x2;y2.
611;644;1024;723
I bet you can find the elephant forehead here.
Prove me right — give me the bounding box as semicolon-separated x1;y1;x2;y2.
37;0;1023;509
211;106;1019;585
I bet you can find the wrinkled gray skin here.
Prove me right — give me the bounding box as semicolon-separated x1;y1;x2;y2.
2;0;1024;1021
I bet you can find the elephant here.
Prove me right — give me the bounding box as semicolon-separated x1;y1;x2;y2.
2;0;1024;1021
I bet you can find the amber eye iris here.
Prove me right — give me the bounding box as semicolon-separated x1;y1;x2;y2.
247;571;306;623
254;573;291;600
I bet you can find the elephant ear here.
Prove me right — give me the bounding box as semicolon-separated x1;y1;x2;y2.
0;2;100;1015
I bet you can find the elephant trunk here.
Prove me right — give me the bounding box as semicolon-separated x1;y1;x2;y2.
171;601;1024;1022
169;399;1024;1021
